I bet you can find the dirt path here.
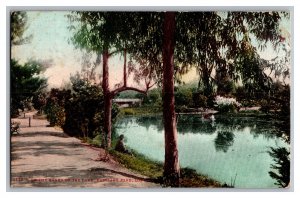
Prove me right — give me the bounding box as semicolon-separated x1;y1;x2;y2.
11;112;160;188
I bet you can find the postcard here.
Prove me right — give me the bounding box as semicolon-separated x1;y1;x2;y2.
10;9;291;189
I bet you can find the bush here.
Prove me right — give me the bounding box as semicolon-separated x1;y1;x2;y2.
44;89;71;126
214;95;241;113
62;76;120;138
193;92;207;108
63;83;104;138
45;103;65;126
142;89;161;105
32;93;47;114
122;108;136;115
175;87;193;107
260;99;272;113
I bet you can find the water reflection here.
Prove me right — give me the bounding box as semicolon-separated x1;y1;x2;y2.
136;116;163;132
214;131;235;152
177;115;217;134
115;114;289;188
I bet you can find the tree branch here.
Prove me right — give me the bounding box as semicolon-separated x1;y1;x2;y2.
111;86;147;97
147;82;156;90
108;49;121;57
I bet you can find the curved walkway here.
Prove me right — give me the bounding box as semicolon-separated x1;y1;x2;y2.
11;112;160;188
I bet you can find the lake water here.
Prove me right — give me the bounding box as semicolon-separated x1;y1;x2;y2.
114;114;289;188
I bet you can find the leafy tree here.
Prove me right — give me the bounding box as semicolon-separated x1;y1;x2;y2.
268;147;290;188
11;59;47;117
11;11;32;45
68;11;289;187
32;92;47;114
142;88;162;106
176;12;289;98
63;76;105;138
69;12;155;148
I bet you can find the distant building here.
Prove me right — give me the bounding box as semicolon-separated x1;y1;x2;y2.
112;98;142;108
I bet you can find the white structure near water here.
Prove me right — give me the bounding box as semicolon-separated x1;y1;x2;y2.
112;98;142;108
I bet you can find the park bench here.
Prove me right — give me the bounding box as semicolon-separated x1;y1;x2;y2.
11;121;20;135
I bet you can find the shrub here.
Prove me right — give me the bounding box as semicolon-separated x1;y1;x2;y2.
260;99;272;113
63;83;104;138
44;88;71;126
45;103;65;126
214;95;241;113
123;108;135;115
175;87;193;107
32;93;47;114
193;92;207;108
63;77;119;139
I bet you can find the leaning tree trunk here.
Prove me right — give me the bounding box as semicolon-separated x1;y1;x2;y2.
162;12;180;187
102;50;112;148
101;48;148;148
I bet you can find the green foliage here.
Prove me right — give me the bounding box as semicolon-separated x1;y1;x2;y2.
63;76;119;138
11;59;47;117
180;167;223;187
11;11;32;45
32;92;47;114
268;147;290;188
122;108;136;115
44;88;71;126
110;150;163;178
259;99;272;113
63;78;104;138
218;104;237;113
116;90;142;99
192;92;207;108
110;150;222;187
175;86;193;108
142;89;162;106
69;11;289;104
120;107;161;116
86;134;103;147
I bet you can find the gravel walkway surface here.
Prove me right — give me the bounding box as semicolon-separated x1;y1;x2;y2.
10;112;160;188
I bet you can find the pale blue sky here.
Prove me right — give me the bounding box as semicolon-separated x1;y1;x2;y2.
12;11;132;88
11;11;291;88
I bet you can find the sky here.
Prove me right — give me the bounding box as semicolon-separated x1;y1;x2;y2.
11;11;291;88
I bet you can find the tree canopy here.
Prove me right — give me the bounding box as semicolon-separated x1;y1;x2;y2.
11;11;32;45
11;59;47;117
68;11;290;186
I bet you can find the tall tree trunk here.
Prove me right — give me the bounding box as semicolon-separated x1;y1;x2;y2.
162;12;180;187
123;48;127;87
202;66;211;97
103;95;112;148
102;50;112;148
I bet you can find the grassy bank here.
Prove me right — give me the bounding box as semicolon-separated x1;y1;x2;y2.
119;106;162;116
85;134;225;188
110;149;225;187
